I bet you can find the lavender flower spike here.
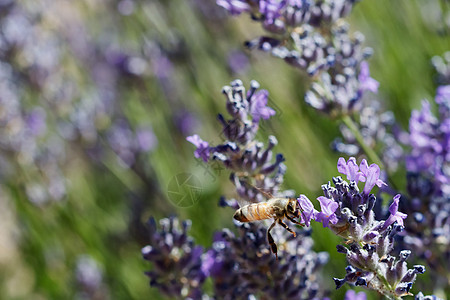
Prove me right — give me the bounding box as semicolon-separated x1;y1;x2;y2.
196;79;286;204
337;157;366;183
315;196;339;228
142;217;206;298
186;134;210;162
318;158;425;298
359;159;387;195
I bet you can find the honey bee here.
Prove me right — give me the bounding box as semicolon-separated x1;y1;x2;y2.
233;197;303;259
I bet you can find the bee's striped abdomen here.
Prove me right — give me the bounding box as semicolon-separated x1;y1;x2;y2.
233;202;274;222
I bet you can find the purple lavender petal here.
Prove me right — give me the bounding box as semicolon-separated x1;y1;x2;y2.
316;196;339;228
297;194;317;227
250;89;276;122
359;159;386;194
358;61;379;94
186;135;210;162
383;194;407;229
337;157;365;183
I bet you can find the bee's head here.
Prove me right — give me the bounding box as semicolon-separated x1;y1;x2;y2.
286;199;297;214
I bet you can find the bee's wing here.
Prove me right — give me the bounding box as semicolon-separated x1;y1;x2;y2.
231;173;273;205
235;197;251;208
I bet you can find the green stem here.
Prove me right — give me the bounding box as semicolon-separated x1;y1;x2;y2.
341;115;384;168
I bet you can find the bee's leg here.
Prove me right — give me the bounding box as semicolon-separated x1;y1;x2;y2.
267;221;278;260
278;219;296;237
285;213;304;227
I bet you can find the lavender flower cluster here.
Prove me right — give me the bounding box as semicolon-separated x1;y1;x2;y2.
399;85;450;286
187;79;287;204
204;221;328;299
298;157;426;298
0;2;68;203
217;0;379;116
142;216;328;299
142;217;206;299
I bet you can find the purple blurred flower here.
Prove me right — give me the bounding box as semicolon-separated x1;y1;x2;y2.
26;107;47;136
175;111;198;136
345;290;367;300
297;194;317;226
151;54;173;80
315;196;338;227
227;50;249;74
186;134;210;162
407;101;437;162
136;127;157;152
337;157;365;183
383;194;407;229
200;249;216;277
250;89;275;122
406;95;449;195
216;0;251;15
435;85;450;105
358;61;379;94
359;159;387;194
76;256;103;288
402;90;449;290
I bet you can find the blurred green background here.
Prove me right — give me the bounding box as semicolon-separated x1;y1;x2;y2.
0;0;448;299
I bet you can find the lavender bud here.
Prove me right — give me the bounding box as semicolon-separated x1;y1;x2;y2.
363;231;379;243
355;277;367;286
336;244;348;254
333;278;346;289
399;250;411;261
